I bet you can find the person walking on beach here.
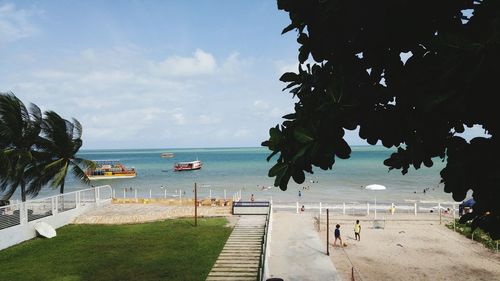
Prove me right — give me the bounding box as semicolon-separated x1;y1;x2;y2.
250;194;255;202
298;190;301;197
354;220;361;241
333;224;343;247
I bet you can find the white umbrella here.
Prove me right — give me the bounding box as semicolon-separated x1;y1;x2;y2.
365;184;386;219
365;184;386;191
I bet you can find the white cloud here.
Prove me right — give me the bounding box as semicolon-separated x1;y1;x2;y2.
2;45;294;148
152;49;217;77
275;60;298;75
199;114;221;125
0;3;39;44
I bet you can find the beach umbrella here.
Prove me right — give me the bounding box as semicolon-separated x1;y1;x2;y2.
365;184;386;219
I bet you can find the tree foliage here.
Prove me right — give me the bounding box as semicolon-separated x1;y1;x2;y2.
263;0;500;238
0;92;93;201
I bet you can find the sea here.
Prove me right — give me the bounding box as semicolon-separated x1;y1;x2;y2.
14;146;462;205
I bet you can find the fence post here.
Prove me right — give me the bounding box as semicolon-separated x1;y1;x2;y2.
54;196;59;214
439;203;442;224
343;202;346;215
414;203;417;216
20;202;27;225
453;204;456;232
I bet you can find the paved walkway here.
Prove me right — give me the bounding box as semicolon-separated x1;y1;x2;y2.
206;215;267;281
267;212;341;281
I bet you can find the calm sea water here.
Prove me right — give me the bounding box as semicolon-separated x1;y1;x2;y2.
19;146;458;204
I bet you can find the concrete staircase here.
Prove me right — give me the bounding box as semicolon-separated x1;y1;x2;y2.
206;215;267;281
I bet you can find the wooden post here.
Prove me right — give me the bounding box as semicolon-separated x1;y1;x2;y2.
351;267;355;281
326;209;330;256
194;183;198;227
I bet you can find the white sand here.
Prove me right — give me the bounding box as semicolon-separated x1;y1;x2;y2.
317;214;500;281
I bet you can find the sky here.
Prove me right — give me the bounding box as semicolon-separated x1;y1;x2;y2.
0;1;484;149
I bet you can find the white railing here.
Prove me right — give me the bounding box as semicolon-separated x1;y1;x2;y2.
0;185;112;250
272;201;459;217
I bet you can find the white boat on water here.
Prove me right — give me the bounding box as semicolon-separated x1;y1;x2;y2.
174;160;202;171
160;152;175;158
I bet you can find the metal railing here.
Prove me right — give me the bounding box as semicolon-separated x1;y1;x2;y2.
0;185;112;231
258;203;272;281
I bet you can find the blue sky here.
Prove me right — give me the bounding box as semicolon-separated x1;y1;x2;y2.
0;1;483;149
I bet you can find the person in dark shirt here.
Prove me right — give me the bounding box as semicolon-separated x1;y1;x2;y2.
333;224;343;247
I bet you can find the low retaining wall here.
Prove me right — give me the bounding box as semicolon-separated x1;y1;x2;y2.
0;186;112;251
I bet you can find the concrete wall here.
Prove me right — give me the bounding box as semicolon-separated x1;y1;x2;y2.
0;200;110;251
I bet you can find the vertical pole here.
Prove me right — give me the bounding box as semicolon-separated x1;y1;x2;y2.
149;189;152;199
414;203;417;216
224;189;227;200
496;241;498;253
135;189;137;200
343;202;346;215
367;203;370;215
453;204;456;232
194;183;198;227
439;203;442;225
296;202;299;214
210;189;212;199
164;189;167;198
319;202;322;215
374;197;377;220
123;189;126;198
179;190;182;201
326;209;330;256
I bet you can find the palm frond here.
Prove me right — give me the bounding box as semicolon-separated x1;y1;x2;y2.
72;118;82;139
71;162;90;185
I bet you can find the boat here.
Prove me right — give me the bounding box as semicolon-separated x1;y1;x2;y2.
86;160;137;180
160;152;175;158
174;160;202;171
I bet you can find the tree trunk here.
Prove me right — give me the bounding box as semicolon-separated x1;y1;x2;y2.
60;181;65;194
21;181;26;202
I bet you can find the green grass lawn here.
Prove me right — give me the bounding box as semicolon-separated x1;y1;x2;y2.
0;218;232;281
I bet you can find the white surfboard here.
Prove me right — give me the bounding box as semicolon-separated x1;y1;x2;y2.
34;222;57;238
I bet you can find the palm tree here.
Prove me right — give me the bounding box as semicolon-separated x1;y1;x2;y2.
30;111;95;196
0;92;42;202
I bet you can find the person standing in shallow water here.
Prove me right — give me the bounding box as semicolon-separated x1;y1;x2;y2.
298;190;301;197
354;220;361;241
250;194;255;202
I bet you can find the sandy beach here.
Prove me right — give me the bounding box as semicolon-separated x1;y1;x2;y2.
315;213;500;281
